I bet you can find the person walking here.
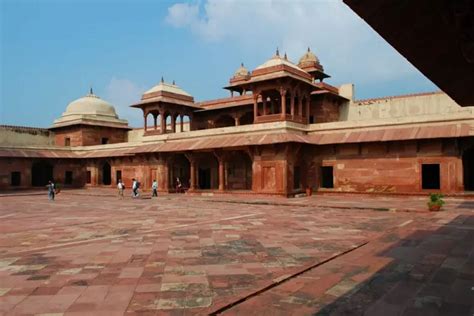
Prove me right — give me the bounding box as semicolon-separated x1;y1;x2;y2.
132;178;138;198
117;179;124;199
47;180;55;201
152;179;158;197
176;177;182;193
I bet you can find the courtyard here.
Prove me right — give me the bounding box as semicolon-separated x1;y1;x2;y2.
0;191;472;315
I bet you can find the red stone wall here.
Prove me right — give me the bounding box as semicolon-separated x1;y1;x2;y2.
0;158;32;189
0;158;86;190
251;145;290;195
307;139;463;194
54;126;128;147
310;95;340;123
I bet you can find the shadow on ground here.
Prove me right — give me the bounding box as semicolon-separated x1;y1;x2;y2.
313;214;474;316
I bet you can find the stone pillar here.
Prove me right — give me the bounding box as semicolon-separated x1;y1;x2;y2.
234;116;240;126
144;113;148;131
180;115;184;132
262;96;267;115
253;94;258;122
160;111;166;134
298;96;303;118
305;97;310;124
280;89;287;120
171;114;176;133
153;114;158;130
190;161;196;190
218;158;225;191
290;92;295;116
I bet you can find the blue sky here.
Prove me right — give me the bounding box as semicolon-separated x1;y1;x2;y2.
1;0;437;128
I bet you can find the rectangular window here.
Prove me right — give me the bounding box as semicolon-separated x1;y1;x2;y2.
65;138;71;146
321;166;334;188
65;171;73;185
86;171;91;184
422;164;440;189
101;138;109;144
116;170;122;184
11;172;21;186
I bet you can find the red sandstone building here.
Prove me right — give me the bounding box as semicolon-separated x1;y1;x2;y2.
1;49;473;195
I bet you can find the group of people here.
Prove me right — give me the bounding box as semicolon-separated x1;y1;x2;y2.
46;177;184;201
116;177;183;198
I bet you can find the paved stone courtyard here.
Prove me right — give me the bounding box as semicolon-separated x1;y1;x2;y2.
0;191;472;315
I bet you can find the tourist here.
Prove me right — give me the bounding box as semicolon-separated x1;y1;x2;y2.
47;180;55;201
176;177;182;193
132;178;138;197
117;179;124;199
152;179;158;197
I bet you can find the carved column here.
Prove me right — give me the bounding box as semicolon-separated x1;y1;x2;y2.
153;113;157;130
214;151;226;191
305;96;310;124
180;114;184;132
298;94;303;118
262;94;267;115
160;110;166;134
234;116;240;126
171;114;176;133
190;161;196;190
253;94;259;122
185;153;196;191
290;91;295;116
280;88;287;120
144;112;148;131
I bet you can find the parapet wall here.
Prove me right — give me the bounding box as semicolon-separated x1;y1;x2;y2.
0;125;53;146
346;92;473;121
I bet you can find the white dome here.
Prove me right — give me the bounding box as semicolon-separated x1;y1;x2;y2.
65;92;118;118
53;89;128;128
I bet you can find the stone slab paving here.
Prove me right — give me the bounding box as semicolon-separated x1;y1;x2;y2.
0;192;471;315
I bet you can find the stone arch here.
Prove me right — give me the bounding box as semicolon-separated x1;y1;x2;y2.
168;154;190;191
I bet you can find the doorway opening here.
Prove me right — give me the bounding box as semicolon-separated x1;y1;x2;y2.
321;166;334;188
31;161;53;186
421;164;440;190
102;162;111;185
463;147;474;191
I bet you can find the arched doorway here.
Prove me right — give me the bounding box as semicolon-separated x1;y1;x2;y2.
31;161;53;186
169;154;190;191
226;151;252;190
102;162;111;185
463;146;474;191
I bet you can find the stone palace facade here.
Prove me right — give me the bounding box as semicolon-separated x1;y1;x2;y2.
1;48;473;196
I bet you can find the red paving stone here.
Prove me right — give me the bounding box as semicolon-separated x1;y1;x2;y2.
0;191;472;315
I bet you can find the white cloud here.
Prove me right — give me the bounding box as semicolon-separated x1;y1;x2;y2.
104;77;145;128
165;0;427;88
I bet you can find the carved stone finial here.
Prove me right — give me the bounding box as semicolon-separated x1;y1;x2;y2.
161;76;164;83
172;80;175;85
276;47;280;56
89;87;93;95
308;47;311;52
284;52;288;60
241;62;244;67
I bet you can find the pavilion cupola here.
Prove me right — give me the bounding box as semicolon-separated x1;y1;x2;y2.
131;78;198;136
297;47;330;82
